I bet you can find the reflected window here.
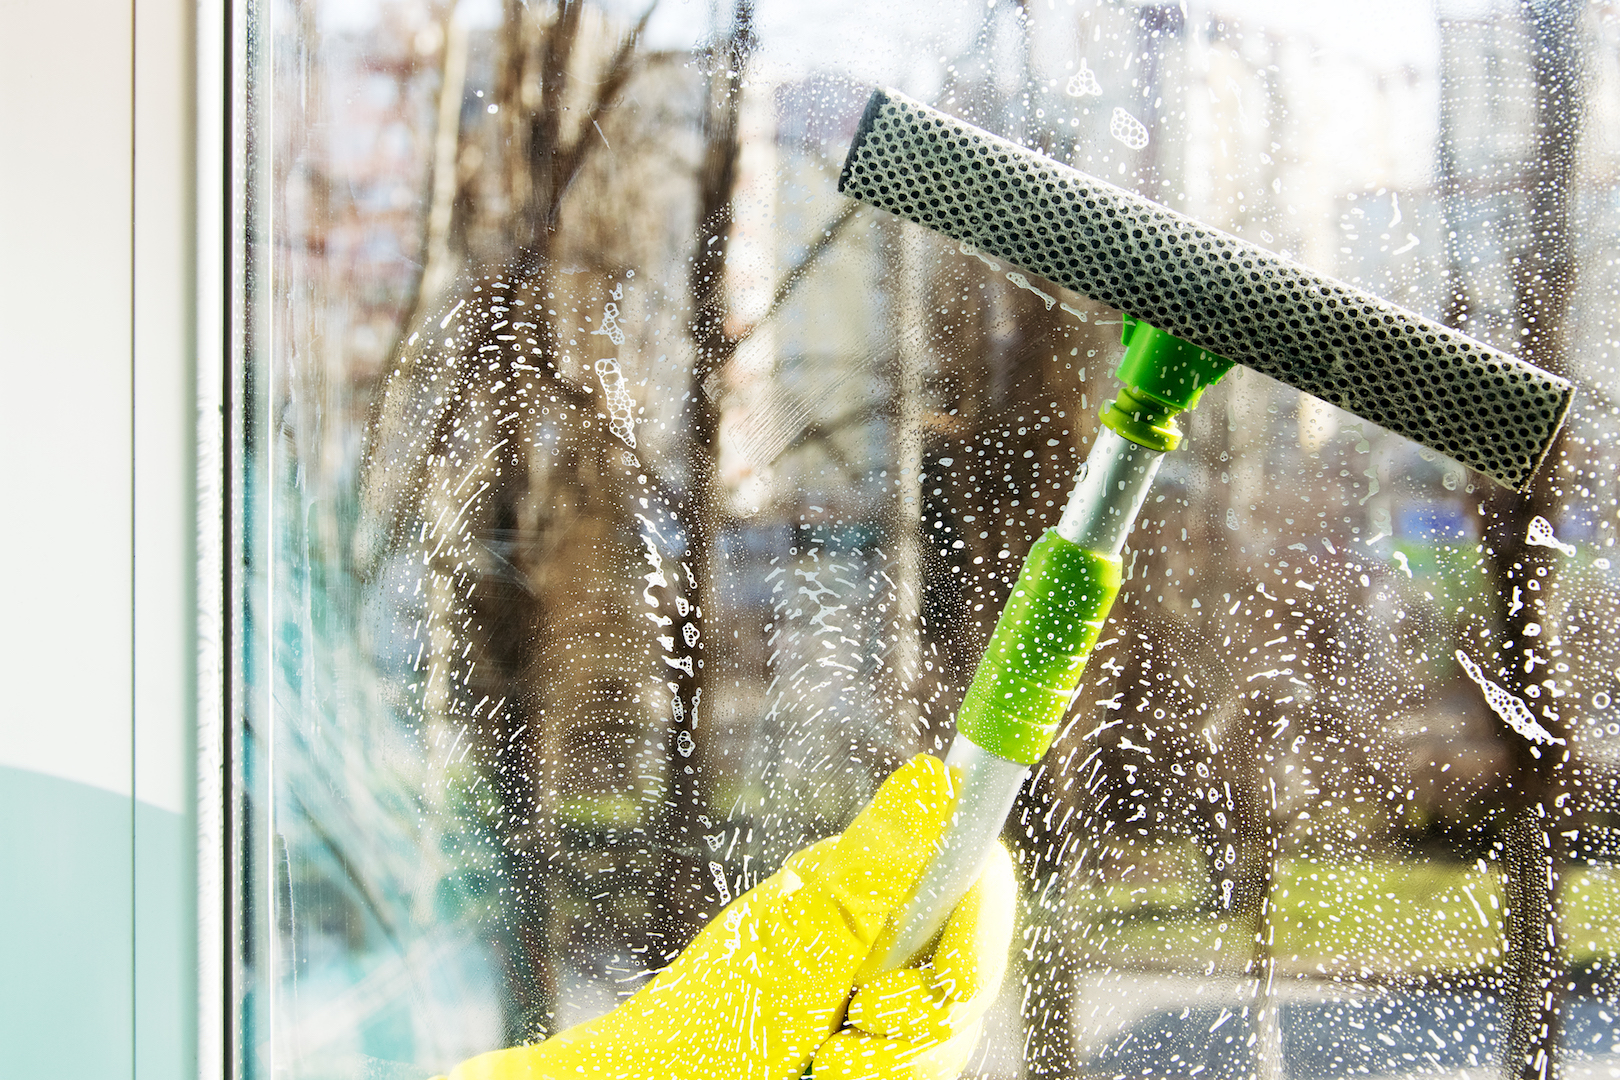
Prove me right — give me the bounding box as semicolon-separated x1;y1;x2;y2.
229;0;1620;1076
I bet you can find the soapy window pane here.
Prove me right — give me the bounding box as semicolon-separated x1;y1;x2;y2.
234;0;1620;1077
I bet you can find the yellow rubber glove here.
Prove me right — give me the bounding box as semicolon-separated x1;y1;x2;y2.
441;753;1015;1080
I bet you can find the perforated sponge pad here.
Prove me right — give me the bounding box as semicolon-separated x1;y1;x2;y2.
838;88;1572;490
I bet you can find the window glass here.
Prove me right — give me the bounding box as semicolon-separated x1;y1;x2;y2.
234;0;1620;1076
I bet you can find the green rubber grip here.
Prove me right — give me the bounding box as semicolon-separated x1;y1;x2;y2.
957;531;1123;765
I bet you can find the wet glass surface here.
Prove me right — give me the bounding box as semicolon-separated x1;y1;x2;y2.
232;0;1620;1076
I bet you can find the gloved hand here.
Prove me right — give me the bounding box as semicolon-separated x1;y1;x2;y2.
440;753;1016;1080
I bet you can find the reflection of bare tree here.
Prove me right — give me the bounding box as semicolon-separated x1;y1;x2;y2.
392;1;467;358
644;0;756;934
880;219;929;748
356;0;892;1037
1473;3;1584;1077
255;0;1620;1070
358;0;669;1040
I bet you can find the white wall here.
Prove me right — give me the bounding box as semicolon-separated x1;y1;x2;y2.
0;2;135;796
0;0;196;1075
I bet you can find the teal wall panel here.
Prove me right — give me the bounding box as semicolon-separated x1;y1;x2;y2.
137;798;193;1080
0;765;134;1078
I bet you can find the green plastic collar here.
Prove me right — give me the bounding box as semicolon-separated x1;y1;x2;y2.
1099;386;1183;453
957;532;1122;764
1100;317;1236;452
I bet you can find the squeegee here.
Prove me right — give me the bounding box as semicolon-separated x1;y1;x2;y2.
836;88;1574;973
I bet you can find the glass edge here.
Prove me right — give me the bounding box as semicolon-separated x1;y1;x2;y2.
195;0;239;1074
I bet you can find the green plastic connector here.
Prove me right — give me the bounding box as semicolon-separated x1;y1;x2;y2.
1100;316;1236;452
957;531;1123;765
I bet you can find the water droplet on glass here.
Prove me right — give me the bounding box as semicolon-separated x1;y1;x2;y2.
1109;107;1150;150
